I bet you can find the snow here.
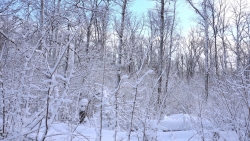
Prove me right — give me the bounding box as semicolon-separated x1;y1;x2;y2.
22;124;239;141
121;75;129;80
16;114;239;141
79;99;89;105
136;70;154;85
146;114;213;132
161;114;214;131
79;98;89;111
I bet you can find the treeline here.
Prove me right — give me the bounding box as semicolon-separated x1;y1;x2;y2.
0;0;250;140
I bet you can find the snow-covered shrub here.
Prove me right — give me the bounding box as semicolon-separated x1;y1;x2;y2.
79;98;88;112
207;71;250;141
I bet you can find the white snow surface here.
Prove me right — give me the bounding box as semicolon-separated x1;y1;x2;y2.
79;98;89;111
15;114;239;141
161;114;214;131
24;124;238;141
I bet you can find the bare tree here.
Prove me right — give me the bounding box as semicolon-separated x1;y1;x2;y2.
186;0;210;100
231;0;248;71
115;0;129;140
207;0;219;76
216;0;229;75
157;0;164;106
185;28;203;81
39;0;44;50
165;0;177;98
98;1;110;141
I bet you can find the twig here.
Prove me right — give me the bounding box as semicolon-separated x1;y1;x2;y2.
75;131;91;141
188;133;199;141
0;29;16;46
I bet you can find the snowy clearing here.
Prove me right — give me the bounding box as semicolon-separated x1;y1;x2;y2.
1;114;239;141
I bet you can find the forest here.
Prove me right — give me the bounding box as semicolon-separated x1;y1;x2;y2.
0;0;250;140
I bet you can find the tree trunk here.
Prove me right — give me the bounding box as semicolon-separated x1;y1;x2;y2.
165;0;176;101
187;0;210;100
115;0;127;140
157;0;164;106
39;0;44;50
210;0;219;76
204;0;209;100
0;64;5;135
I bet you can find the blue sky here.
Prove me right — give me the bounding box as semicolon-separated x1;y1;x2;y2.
130;0;196;35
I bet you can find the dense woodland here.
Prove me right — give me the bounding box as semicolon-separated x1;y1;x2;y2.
0;0;250;140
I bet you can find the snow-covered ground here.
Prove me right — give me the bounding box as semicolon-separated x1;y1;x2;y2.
27;127;238;141
1;114;237;141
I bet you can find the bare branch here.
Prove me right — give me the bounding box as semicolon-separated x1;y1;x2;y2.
186;0;206;20
0;29;16;46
